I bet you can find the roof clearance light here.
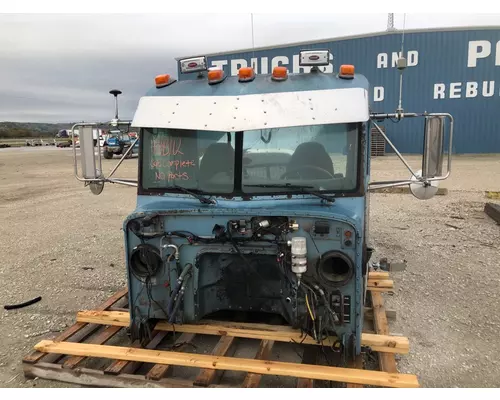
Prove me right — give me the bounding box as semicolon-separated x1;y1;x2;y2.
339;64;355;79
207;67;225;85
271;66;288;81
155;74;175;88
238;67;256;83
180;56;207;74
299;50;330;66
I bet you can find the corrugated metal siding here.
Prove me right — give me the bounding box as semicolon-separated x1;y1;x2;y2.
176;28;500;154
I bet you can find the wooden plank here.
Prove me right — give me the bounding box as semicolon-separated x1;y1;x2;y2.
76;311;409;354
194;336;236;387
34;340;419;388
296;346;318;388
241;340;274;388
105;331;168;375
485;202;500;224
146;333;196;381
368;271;390;280
346;356;365;388
23;289;128;365
23;362;227;388
485;191;500;200
63;325;123;369
364;307;396;321
367;279;394;288
371;292;398;373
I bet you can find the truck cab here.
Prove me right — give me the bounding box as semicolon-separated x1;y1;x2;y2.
125;53;371;358
73;50;452;363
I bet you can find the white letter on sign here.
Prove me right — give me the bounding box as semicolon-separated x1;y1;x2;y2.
211;60;227;70
467;40;491;67
231;59;247;76
407;51;419;67
377;53;388;69
434;83;446;99
292;54;311;74
450;82;462;99
482;81;495;97
374;86;384;102
271;56;289;69
466;82;478;98
497;41;500;66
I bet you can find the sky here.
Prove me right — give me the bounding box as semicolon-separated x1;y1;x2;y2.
1;12;499;123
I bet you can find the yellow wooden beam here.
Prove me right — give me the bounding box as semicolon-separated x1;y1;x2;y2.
368;271;390;280
76;311;409;354
33;340;419;388
367;279;394;288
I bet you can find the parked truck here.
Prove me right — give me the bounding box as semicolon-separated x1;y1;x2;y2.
72;49;452;363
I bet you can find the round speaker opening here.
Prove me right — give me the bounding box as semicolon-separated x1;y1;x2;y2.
317;252;353;286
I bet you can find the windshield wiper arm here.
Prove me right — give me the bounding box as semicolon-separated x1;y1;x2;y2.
245;184;335;203
169;185;215;205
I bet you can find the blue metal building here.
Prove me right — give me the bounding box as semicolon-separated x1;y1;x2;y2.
176;26;500;154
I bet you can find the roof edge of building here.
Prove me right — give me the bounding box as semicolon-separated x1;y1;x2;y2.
175;25;500;61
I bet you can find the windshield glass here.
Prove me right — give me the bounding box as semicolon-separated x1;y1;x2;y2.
142;128;235;193
242;123;358;192
141;123;359;194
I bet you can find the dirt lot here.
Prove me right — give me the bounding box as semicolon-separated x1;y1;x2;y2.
0;147;499;387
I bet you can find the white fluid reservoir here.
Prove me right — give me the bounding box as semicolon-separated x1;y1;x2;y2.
291;237;307;277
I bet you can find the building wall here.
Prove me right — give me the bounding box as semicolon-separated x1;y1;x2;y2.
177;27;500;154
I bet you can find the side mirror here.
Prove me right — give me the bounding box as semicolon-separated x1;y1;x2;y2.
78;125;100;180
422;116;445;179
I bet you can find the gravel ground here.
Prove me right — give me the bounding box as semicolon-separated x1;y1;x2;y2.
0;147;499;388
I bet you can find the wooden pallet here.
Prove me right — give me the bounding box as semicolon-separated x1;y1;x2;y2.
22;273;418;388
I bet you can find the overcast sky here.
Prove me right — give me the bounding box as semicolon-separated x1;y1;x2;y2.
1;13;499;123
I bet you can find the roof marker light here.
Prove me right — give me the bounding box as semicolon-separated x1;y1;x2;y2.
180;56;207;74
238;67;255;83
299;50;330;66
339;64;355;79
272;66;288;81
207;67;225;85
155;74;176;88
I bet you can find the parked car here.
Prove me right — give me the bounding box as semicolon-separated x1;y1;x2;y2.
57;140;72;148
26;139;42;146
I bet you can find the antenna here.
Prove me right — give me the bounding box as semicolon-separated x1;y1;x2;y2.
396;14;407;118
250;13;256;68
109;89;122;120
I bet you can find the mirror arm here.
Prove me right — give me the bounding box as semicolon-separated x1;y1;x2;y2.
368;180;415;191
371;120;422;181
106;136;139;179
107;178;138;187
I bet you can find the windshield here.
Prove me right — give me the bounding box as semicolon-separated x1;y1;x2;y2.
141;123;360;195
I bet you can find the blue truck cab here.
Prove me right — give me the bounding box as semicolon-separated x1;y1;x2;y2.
125;52;373;359
73;50;452;364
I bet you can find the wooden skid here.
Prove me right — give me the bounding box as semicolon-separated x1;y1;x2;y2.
33;340;418;388
75;311;409;354
22;276;419;388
